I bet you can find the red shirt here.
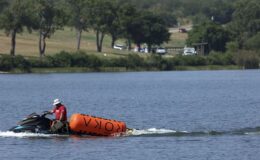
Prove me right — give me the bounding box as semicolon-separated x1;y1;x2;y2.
53;105;67;121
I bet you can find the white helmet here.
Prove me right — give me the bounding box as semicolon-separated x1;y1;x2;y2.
53;99;61;105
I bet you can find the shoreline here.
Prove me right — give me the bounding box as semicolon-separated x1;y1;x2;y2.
0;65;243;74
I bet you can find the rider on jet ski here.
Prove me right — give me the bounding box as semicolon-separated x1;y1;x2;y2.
49;99;68;133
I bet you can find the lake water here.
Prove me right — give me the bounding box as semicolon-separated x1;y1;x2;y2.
0;70;260;160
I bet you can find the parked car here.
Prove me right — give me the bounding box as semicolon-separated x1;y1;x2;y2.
156;47;167;54
179;28;187;33
140;48;148;53
113;44;125;50
183;47;196;55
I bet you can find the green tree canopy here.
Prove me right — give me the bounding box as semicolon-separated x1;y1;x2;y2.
128;12;171;52
228;0;260;49
244;32;260;51
0;0;35;56
187;22;231;52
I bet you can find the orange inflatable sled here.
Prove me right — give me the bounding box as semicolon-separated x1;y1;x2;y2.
69;114;127;136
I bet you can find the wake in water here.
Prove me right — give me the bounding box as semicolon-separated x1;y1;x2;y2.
1;127;260;138
127;127;260;137
0;131;67;138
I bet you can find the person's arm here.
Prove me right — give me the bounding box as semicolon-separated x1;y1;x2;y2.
59;110;64;121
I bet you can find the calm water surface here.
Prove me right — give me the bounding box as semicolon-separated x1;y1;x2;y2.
0;70;260;160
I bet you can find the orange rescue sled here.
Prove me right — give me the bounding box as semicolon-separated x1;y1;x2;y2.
69;113;127;136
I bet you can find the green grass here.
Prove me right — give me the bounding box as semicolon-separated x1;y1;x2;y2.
0;27;187;57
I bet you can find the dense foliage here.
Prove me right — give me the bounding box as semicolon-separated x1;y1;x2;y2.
187;22;231;52
0;0;171;55
0;0;259;71
1;50;259;73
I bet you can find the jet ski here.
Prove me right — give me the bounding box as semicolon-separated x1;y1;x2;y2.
9;111;68;134
9;111;131;136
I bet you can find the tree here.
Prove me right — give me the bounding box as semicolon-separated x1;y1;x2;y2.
128;12;171;52
0;0;8;12
33;0;68;57
244;32;260;51
157;12;177;28
67;0;89;50
187;22;230;52
118;3;138;50
0;0;35;56
199;0;235;24
102;0;122;49
87;0;114;52
228;0;260;49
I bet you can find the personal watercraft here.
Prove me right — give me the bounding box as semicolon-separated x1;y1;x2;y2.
9;111;68;134
9;111;130;136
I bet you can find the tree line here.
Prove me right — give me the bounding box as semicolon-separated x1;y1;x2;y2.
0;0;172;57
127;0;259;55
0;0;259;69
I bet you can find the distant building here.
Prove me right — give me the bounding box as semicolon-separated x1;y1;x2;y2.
192;42;209;55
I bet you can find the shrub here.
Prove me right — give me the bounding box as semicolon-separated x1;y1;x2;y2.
29;57;54;68
207;52;235;65
13;55;31;71
160;58;175;70
107;57;128;67
171;55;184;66
0;55;31;71
0;55;14;71
234;50;260;69
126;54;144;69
176;55;207;66
71;51;89;67
87;54;102;68
244;33;260;51
51;51;73;67
146;54;163;68
226;41;239;53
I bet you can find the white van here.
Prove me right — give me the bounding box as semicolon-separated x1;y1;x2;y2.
183;47;196;55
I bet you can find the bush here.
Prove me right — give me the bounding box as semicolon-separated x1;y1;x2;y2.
171;55;184;66
87;54;102;68
207;52;235;65
160;58;175;70
0;55;14;71
234;51;260;69
51;51;73;67
48;51;102;68
244;33;260;51
126;54;144;69
29;57;54;68
104;57;128;67
146;54;163;68
71;51;90;67
13;55;31;71
0;55;31;71
174;55;207;66
226;41;239;53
